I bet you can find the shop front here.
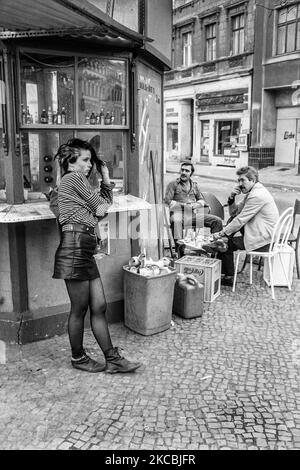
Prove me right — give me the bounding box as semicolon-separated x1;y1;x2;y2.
0;0;172;343
194;80;251;168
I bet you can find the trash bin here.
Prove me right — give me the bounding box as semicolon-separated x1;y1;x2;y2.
123;266;177;335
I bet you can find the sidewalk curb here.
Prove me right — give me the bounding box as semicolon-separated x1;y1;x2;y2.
166;169;300;192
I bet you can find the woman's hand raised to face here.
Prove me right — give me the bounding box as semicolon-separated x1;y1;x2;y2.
97;160;110;184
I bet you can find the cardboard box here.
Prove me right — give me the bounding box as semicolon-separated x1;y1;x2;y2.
175;256;221;302
263;246;295;287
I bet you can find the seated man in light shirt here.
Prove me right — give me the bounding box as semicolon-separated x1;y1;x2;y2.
164;161;223;256
203;166;279;286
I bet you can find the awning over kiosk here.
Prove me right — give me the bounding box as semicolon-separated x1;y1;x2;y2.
0;0;150;48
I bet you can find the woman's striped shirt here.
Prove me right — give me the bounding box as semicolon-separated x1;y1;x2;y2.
58;171;113;228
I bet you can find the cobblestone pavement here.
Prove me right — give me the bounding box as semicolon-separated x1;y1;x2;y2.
1;270;300;450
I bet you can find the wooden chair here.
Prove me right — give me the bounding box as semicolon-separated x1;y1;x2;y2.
232;207;294;300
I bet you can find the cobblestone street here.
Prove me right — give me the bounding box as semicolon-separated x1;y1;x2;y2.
1;269;300;451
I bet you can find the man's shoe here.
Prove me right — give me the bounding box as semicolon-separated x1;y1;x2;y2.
202;238;228;253
221;276;234;287
71;351;106;373
105;347;142;374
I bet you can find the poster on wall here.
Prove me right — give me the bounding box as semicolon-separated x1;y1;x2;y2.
137;62;162;203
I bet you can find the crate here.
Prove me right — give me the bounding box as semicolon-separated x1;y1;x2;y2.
263;246;295;287
175;256;221;302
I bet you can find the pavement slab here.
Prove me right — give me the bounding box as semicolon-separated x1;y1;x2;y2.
0;269;300;450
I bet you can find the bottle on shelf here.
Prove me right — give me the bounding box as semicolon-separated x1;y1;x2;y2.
99;108;104;125
26;106;33;124
90;111;96;125
52;110;57;124
40;108;48;124
110;111;115;125
21;103;26;125
61;106;66;125
47;106;52;124
96;113;100;125
56;109;62;125
104;111;111;125
85;109;90;124
121;108;126;126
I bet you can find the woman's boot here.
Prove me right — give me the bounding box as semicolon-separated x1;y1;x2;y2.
104;347;142;374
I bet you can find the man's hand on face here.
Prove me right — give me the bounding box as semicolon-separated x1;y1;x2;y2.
230;185;242;199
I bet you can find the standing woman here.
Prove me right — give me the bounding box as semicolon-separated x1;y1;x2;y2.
53;138;141;374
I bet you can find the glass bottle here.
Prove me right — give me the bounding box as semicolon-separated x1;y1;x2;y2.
26;106;32;124
47;106;52;124
90;111;96;125
40;108;47;124
110;110;115;125
99;108;104;125
121;108;126;126
61;106;66;125
52;109;57;124
21;103;26;125
56;109;62;125
104;111;111;125
85;109;90;124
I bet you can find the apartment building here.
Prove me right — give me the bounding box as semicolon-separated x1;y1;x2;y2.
252;0;300;168
165;0;255;168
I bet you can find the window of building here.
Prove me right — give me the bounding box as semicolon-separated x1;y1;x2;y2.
277;3;300;54
205;23;216;61
232;13;245;55
215;120;240;155
167;123;179;154
182;32;192;66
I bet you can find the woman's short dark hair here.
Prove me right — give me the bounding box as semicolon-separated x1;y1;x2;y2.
236;166;259;182
55;138;97;174
181;161;195;175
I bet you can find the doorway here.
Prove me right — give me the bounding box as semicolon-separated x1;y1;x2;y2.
275;108;300;166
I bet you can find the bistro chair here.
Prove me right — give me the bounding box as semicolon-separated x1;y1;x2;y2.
288;199;300;279
201;192;226;221
232;207;294;300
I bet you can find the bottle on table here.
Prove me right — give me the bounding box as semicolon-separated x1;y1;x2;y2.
85;109;90;124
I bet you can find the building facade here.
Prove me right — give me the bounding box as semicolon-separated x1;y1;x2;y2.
165;0;255;168
251;0;300;168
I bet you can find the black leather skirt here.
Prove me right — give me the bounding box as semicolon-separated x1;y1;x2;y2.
53;231;99;281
